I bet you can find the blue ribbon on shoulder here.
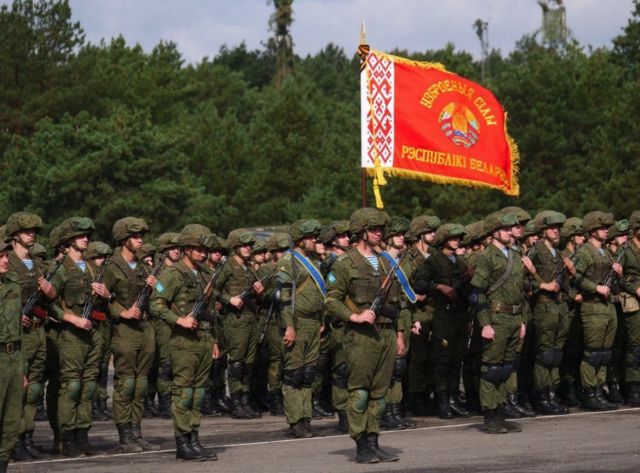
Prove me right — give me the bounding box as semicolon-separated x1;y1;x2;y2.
291;251;327;296
379;251;417;303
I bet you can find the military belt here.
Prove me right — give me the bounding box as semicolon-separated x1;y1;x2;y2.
582;294;619;304
295;312;322;320
536;294;567;304
374;322;395;330
489;301;522;314
0;341;20;354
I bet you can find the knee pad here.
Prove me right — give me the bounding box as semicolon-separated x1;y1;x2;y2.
372;397;385;418
302;365;317;389
501;362;514;382
64;380;82;403
600;349;612;366
537;350;557;368
193;387;207;411
584;348;604;367
136;376;149;398
552;348;563;367
175;387;194;409
82;381;97;401
352;389;369;413
481;364;503;385
228;361;245;382
283;368;305;389
393;357;407;382
160;360;172;382
433;357;452;376
118;377;136;401
26;382;44;405
332;363;347;389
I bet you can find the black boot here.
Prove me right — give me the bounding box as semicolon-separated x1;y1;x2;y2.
98;396;111;418
11;434;32;461
132;424;161;451
0;460;7;473
288;421;312;438
117;424;143;453
23;430;47;459
241;392;261;418
229;393;252;419
312;396;332;418
535;390;557;415
52;428;63;455
582;387;607;411
409;392;433;416
35;397;47;422
175;434;205;461
301;418;314;436
61;430;84;458
507;392;536;417
626;382;640;406
560;381;579;407
449;393;471;417
355;434;379;464
464;392;482;415
269;390;285;416
381;404;402;430
482;410;508;434
496;410;522;433
596;386;618;410
75;428;94;456
499;397;522;419
548;390;569;414
189;431;217;460
367;433;399;462
437;391;453;419
392;403;416;429
337;410;348;433
143;393;159;418
157;392;172;419
607;382;624;404
92;398;108;421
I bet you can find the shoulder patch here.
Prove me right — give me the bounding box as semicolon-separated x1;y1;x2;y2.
327;272;337;284
155;281;165;293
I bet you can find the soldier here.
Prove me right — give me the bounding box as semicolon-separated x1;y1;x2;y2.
529;211;572;415
573;211;620;411
413;223;471;420
558;217;586;406
49;217;109;457
152;232;182;419
104;217;159;452
86;241;114;422
214;229;265;419
405;215;441;416
276;220;325;438
150;226;219;461
250;238;271;414
619;211;640;406
6;212;55;461
0;237;25;473
471;212;527;434
326;208;399;464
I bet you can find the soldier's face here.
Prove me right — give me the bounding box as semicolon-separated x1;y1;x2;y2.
0;251;9;273
445;236;461;250
93;256;106;267
511;224;524;239
315;241;326;255
389;235;405;250
209;250;223;263
494;227;512;245
573;234;586;246
253;252;266;264
364;227;383;246
335;233;350;248
166;247;181;263
126;234;144;251
593;228;608;242
237;244;253;259
15;229;36;248
71;234;89;251
422;231;436;245
301;236;317;253
544;226;560;245
616;235;628;246
186;247;206;263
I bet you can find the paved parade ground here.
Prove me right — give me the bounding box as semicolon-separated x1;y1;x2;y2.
8;407;640;473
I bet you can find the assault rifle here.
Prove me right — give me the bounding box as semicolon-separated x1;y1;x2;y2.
22;261;63;319
81;256;111;321
236;273;276;317
133;260;165;311
369;250;409;318
191;262;227;323
604;242;627;289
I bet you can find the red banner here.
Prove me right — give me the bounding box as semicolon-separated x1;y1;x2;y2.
361;49;519;199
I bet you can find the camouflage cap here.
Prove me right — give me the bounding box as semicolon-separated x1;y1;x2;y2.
407;215;441;240
180;225;210;248
266;232;291;252
349;208;390;234
112;217;148;242
156;232;182;252
434;223;465;247
319;220;350;245
86;241;113;259
290;219;322;242
462;220;486;246
500;206;531;225
534;210;566;232
6;212;43;236
383;216;410;240
582;211;615;232
560;217;584;239
59;217;96;244
227;229;256;248
629;211;640;231
29;242;47;259
252;239;268;254
137;243;156;260
484;212;519;234
608;219;630;240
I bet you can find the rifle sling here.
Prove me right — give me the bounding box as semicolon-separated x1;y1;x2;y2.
487;249;514;296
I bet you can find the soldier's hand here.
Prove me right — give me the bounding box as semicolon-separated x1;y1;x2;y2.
411;321;422;335
438;284;457;300
613;262;623;277
38;276;56;300
283;326;296;347
177;316;199;330
562;257;576;276
481;325;496;341
22;315;32;328
212;343;220;359
636;287;640;299
575;294;583;303
519;323;526;339
415;294;426;302
23;376;28;389
91;282;110;299
396;333;406;356
350;310;375;325
540;281;560;293
522;256;536;275
229;296;244;309
146;275;157;289
253;281;264;295
596;285;611;298
121;306;142;320
65;313;92;331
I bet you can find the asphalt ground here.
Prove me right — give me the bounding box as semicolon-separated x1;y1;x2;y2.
8;406;640;473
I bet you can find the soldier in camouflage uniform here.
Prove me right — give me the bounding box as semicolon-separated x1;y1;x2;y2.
276;220;325;438
573;211;620;411
86;241;114;422
413;223;472;419
50;217;109;457
471;212;527;434
326;208;399;464
214;229;265;419
104;217;160;452
0;237;25;473
250;238;271;414
6;212;55;461
150;226;219;461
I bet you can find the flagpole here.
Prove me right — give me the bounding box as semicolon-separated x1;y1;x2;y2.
359;20;368;208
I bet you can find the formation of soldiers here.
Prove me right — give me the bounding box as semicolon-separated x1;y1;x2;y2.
0;205;639;470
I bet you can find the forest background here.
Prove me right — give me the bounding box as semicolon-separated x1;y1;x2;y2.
2;0;640;241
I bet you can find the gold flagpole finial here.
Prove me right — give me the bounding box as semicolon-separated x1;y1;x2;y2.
360;20;366;45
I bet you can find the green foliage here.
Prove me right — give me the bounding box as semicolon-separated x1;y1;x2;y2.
1;0;639;242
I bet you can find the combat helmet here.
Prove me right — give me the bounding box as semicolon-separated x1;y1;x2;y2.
156;232;181;252
534;210;567;232
500;206;531;225
407;215;441;241
59;217;96;244
462;220;487;246
290;219;322;242
6;212;43;236
227;229;256;248
484;212;519;234
137;243;156;260
433;223;465;247
112;217;148;242
180;224;210;248
320;220;350;246
582;211;615;232
29;243;47;260
383;216;410;240
86;241;113;259
607;220;630;240
252;239;268;254
560;217;584;240
629;211;640;231
267;232;291;252
349;208;390;234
